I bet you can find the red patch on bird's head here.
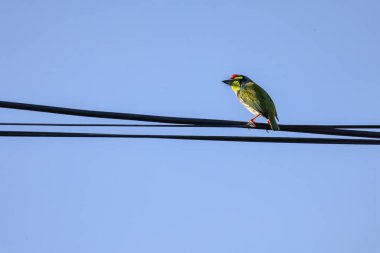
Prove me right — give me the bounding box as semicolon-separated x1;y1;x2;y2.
230;74;238;79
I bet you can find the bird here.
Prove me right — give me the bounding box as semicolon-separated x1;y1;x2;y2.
222;74;280;130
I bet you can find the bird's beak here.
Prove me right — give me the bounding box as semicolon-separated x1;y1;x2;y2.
222;79;233;85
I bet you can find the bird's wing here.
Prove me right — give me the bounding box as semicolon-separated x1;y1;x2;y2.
239;82;278;119
238;82;266;116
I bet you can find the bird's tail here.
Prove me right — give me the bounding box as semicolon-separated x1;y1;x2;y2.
268;115;280;131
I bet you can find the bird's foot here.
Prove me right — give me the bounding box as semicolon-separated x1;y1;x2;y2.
266;119;272;132
266;119;271;132
247;119;257;128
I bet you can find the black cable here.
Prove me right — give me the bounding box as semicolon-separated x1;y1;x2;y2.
285;124;380;129
1;130;380;145
0;100;379;139
1;122;379;129
0;123;204;127
279;126;380;139
0;100;240;125
1;122;379;139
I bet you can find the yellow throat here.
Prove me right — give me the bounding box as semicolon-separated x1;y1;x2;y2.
230;81;240;95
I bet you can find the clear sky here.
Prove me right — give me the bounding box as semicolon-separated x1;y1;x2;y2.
1;0;380;252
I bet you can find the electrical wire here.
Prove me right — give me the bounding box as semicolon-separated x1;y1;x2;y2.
1;122;379;129
0;123;205;127
1;122;379;139
0;100;379;140
1;130;380;145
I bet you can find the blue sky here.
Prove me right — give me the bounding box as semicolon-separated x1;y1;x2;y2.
1;0;379;252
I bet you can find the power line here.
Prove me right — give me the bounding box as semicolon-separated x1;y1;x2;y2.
1;122;379;139
1;130;380;145
0;100;379;139
285;124;380;129
0;123;207;127
0;100;239;125
280;126;380;139
1;122;379;129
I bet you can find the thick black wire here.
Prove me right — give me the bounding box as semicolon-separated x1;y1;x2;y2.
1;130;380;145
0;100;379;139
279;126;380;139
0;101;239;125
286;124;380;129
0;122;202;128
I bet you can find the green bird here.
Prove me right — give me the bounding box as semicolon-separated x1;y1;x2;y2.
222;74;280;130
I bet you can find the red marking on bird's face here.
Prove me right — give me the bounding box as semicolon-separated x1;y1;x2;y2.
230;74;238;79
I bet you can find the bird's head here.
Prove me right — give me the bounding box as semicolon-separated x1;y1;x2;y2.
222;74;251;92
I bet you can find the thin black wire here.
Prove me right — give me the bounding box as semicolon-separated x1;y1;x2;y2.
1;130;380;145
1;122;380;139
0;100;379;139
1;122;380;129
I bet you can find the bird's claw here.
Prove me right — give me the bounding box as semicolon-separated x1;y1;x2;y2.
247;120;257;128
